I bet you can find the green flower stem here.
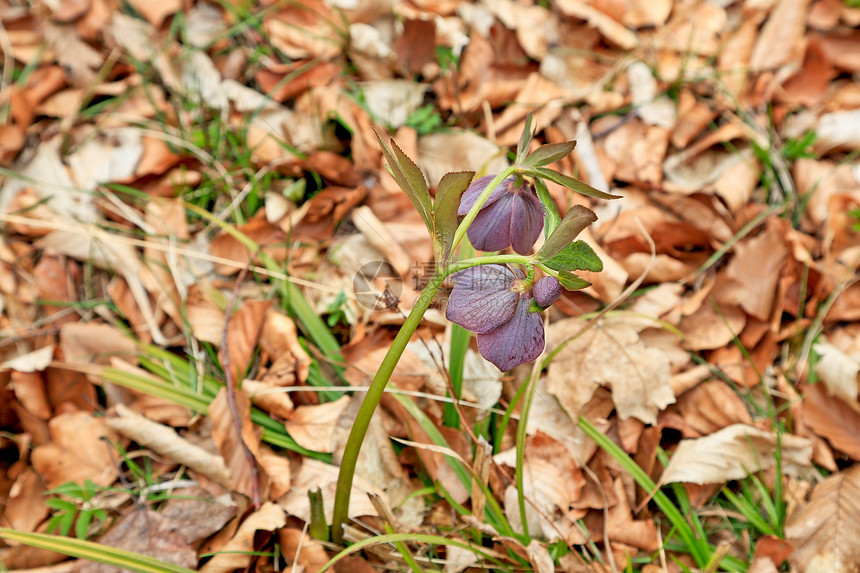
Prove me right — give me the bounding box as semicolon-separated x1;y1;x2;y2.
331;268;448;544
450;166;518;255
331;251;536;544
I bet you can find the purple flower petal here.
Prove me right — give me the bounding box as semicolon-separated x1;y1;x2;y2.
509;191;544;255
532;276;562;307
446;265;519;334
466;194;515;252
458;176;512;215
477;296;545;371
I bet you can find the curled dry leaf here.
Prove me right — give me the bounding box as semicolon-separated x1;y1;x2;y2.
801;382;860;460
223;299;273;382
208;387;267;500
278;458;383;522
31;412;120;488
674;380;754;437
278;528;331;573
546;317;675;425
660;424;813;485
106;404;232;490
0;469;50;533
260;311;311;383
813;340;860;409
786;464;860;573
1;344;54;373
60;323;138;366
78;490;236;573
242;379;294;419
678;303;747;351
496;432;586;541
284;395;351;453
198;502;286;573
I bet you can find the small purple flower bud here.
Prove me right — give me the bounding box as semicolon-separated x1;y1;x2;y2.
532;276;562;308
458;175;544;255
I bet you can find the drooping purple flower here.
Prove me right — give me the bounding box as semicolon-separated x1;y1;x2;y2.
458;175;544;255
446;265;558;371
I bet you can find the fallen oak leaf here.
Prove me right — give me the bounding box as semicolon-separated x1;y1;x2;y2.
546;317;675;425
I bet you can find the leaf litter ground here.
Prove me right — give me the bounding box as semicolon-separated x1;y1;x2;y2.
1;0;860;572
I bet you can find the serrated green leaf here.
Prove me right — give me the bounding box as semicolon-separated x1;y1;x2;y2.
375;131;433;230
544;241;603;272
534;177;561;240
432;171;474;264
537;205;597;262
557;271;591;290
390;138;432;212
516;112;535;165
524;167;621;200
522;141;576;168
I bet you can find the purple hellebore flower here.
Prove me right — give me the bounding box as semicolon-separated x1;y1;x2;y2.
446;265;561;371
458;175;544;255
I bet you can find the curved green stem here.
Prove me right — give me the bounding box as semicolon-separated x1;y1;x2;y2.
331;268;448;544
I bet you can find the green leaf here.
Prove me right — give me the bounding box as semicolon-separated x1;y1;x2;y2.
524;167;621;200
46;498;77;511
557;271;591;291
432;171;474;264
515;112;535;165
537;205;597;262
522;141;576;168
76;509;94;539
544;240;603;272
534;178;561;239
376;132;433;229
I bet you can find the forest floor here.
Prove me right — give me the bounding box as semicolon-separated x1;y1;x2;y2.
1;0;860;572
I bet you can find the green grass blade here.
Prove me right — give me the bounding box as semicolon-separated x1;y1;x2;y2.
0;529;196;573
443;323;470;428
315;532;505;573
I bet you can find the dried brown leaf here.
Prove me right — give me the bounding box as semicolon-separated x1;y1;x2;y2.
679;303;747;351
813;340;860;409
2;345;54;373
106;404;232;490
675;380;754;437
279;528;331;573
0;469;50;533
547;318;676;425
77;491;236;573
278;458;383;522
786;464;860;573
126;0;181;27
750;0;813;71
284;396;351;453
31;412;120;488
660;424;813;485
802;382;860;460
208;388;267;499
222;299;272;382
